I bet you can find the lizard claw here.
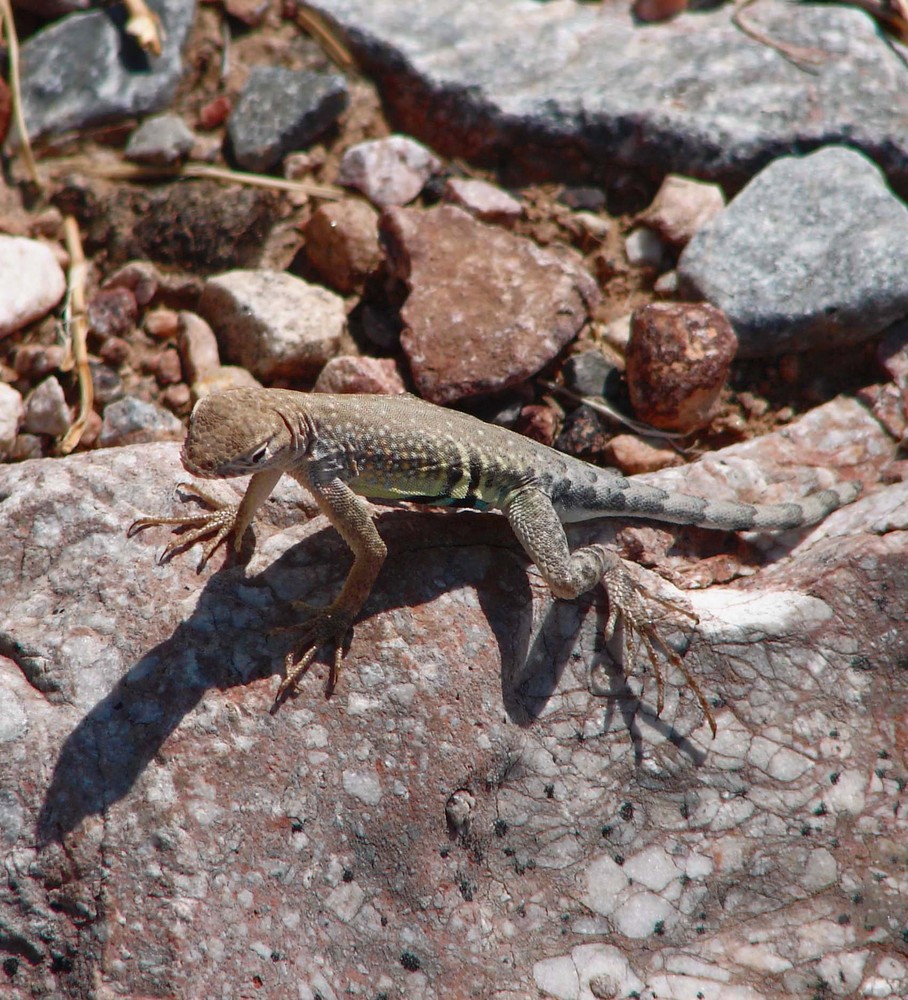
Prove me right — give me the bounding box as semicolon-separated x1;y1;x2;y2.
603;564;715;737
269;606;354;713
128;484;241;570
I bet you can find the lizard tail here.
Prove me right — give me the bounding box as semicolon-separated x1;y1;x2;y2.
617;479;862;531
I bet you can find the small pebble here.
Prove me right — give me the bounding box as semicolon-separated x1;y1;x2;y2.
153;347;183;386
87;287;139;339
89;362;124;405
442;178;522;226
144;307;180;340
337;135;442;208
178;311;221;383
0;382;25;456
13;344;65;379
0;235;66;338
313;356;405;395
197;96;231;131
99;397;182;447
161;383;192;412
192;365;262;400
572;211;611;241
23;375;70;437
604;433;683;474
228;67;349;173
637;174;725;248
99;337;131;367
562;350;619;398
77;408;103;450
624;227;667;269
653;270;679;297
517;404;559;447
125;113;196;166
102;260;160;307
10;434;42;461
304;199;382;294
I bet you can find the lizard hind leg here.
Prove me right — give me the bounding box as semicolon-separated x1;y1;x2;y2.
504;488;714;735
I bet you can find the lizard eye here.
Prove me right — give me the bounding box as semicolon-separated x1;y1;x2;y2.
249;442;270;464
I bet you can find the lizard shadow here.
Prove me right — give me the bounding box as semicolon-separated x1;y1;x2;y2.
36;508;707;844
500;581;708;766
36;509;534;843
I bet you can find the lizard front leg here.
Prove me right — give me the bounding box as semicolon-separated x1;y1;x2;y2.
128;467;284;569
270;472;387;712
504;487;714;736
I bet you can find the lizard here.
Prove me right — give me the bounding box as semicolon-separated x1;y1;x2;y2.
129;386;861;733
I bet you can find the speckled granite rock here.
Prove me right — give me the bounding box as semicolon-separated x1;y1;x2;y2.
0;396;904;998
306;0;908;187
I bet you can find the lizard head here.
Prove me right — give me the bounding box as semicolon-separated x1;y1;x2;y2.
181;388;310;478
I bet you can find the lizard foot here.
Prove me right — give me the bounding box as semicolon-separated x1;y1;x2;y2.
269;605;354;714
602;561;714;737
128;482;240;570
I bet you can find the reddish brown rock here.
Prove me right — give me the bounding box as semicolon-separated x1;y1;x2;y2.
87;287;138;340
517;403;559;446
604;433;684;474
626;302;737;432
177;311;221;384
13;343;66;379
381;204;600;404
0;397;899;1000
196;95;231;131
144;307;180;341
304;199;383;294
152;347;182;386
312;355;406;395
102;259;160;307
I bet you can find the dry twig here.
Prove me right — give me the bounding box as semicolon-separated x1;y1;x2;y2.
43;156;346;200
295;4;357;72
58;217;93;456
732;0;828;71
0;0;39;185
123;0;165;57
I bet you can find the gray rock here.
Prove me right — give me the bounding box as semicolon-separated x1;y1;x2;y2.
624;227;666;269
227;67;349;173
561;349;617;398
24;376;70;437
0;398;904;998
678;146;908;356
16;0;195;143
99;396;182;446
125;113;196;166
306;0;908;186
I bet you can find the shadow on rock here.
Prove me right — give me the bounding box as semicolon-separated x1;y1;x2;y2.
36;509;542;844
